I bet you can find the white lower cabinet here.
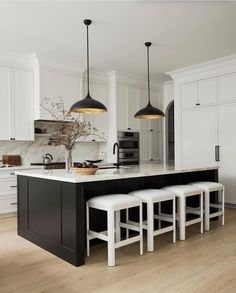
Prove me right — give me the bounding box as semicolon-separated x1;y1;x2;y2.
0;167;43;215
218;102;236;204
181;106;218;168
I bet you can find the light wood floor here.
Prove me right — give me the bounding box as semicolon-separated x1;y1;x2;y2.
0;209;236;293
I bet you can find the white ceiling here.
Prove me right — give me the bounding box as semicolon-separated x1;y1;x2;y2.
0;1;236;80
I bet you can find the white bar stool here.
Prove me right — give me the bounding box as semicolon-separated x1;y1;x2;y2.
189;182;225;231
86;194;143;267
163;185;204;240
129;189;176;252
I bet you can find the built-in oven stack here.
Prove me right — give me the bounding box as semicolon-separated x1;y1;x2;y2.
117;131;139;165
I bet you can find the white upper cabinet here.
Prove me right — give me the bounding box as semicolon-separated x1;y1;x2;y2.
40;71;81;120
137;88;149;131
149;90;161;131
82;81;108;141
181;81;198;109
116;85;138;131
0;66;34;141
126;87;138;130
13;69;34;140
198;77;217;106
117;85;127;130
0;66;11;140
181;78;217;109
218;72;236;104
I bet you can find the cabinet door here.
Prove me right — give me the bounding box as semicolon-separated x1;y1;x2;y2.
150;130;159;161
0;66;11;140
218;72;236;104
116;85;127;130
13;69;34;140
218;103;236;204
41;71;81;120
84;82;107;141
137;88;149;131
181;106;217;168
181;81;198;109
126;87;138;130
199;78;217;106
149;90;161;131
140;131;150;161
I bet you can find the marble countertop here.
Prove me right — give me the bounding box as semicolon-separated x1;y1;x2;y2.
0;165;44;172
15;163;219;183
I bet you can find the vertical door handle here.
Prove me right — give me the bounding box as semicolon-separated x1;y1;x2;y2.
215;145;220;162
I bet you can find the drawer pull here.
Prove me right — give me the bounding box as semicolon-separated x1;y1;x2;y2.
10;185;17;188
10;172;15;175
10;202;17;205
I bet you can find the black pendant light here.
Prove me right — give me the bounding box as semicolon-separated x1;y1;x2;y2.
70;19;107;113
134;42;165;119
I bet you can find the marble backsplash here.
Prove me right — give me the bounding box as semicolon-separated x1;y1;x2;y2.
0;136;103;165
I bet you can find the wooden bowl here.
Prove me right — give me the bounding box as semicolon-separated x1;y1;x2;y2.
71;167;98;175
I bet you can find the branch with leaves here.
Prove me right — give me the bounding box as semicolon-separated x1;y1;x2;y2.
41;97;105;150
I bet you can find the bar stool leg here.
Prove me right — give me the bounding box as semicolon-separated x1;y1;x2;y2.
107;210;115;267
115;210;121;243
222;188;225;226
139;204;143;256
126;209;129;239
200;192;204;234
204;190;210;231
172;197;176;243
179;197;186;241
86;202;90;257
158;202;161;229
147;202;154;251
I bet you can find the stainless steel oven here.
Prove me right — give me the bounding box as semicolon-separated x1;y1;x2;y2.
117;131;139;165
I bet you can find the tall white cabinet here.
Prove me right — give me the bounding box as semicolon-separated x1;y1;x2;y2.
115;80;162;162
168;55;236;204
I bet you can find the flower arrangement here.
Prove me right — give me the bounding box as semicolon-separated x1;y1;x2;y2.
41;97;105;171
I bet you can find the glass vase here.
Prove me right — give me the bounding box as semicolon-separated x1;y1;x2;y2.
65;148;73;173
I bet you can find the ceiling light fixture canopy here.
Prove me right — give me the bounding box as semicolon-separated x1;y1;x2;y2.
134;42;165;119
70;19;107;114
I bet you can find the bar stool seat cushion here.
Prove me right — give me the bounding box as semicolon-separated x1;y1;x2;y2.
189;181;224;192
129;189;175;203
163;185;203;197
88;194;142;211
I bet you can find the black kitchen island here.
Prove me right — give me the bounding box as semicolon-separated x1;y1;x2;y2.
17;164;218;267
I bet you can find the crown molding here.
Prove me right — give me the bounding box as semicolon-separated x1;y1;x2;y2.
0;51;32;70
107;70;163;91
166;54;236;81
30;53;84;77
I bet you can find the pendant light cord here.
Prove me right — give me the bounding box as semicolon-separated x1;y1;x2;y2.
147;45;151;105
86;23;90;94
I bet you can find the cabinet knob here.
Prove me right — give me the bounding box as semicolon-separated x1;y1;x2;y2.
10;185;17;188
10;202;17;205
10;172;15;175
92;139;96;142
196;103;200;106
150;129;153;132
127;128;131;130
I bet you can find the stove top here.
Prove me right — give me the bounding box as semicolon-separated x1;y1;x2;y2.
31;162;65;169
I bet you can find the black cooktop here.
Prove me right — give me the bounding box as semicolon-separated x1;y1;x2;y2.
31;162;65;169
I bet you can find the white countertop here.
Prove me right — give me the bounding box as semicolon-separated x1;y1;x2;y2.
15;164;219;183
0;165;43;172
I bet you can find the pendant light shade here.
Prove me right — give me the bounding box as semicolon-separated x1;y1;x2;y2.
134;42;165;119
70;19;107;114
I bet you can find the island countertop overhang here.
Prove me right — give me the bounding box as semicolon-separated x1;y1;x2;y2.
15;163;219;184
